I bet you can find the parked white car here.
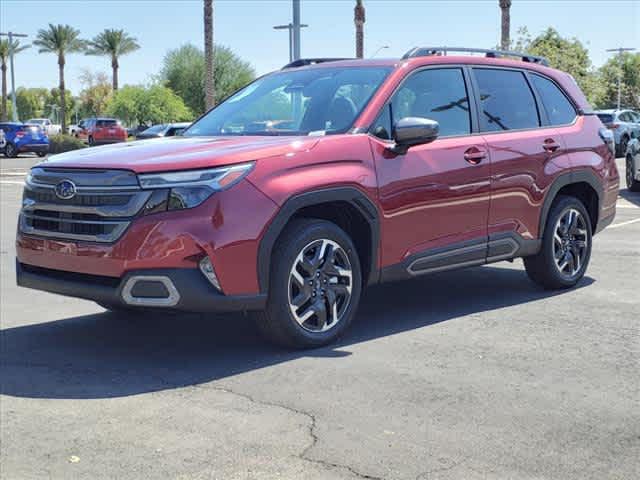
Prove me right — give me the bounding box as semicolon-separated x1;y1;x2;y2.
26;118;62;136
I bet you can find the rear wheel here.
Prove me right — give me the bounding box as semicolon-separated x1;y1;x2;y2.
524;196;592;290
254;219;362;348
88;136;95;147
626;155;640;192
37;152;46;158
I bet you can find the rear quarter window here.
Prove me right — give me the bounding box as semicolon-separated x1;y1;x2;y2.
530;74;577;126
597;114;614;124
473;68;540;132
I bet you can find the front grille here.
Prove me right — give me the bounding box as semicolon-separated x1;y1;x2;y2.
19;167;151;243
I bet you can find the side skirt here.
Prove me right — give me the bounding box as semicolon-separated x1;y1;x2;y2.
379;232;541;283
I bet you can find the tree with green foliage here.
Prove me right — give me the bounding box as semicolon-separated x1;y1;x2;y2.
33;24;85;131
105;84;192;126
78;70;112;117
15;87;49;120
514;27;595;99
85;29;139;91
46;87;77;125
0;39;30;120
161;43;255;116
594;52;640;110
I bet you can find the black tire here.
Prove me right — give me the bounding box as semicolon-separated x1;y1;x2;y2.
88;136;95;147
4;142;17;158
37;152;47;158
254;218;362;349
626;155;640;192
618;135;629;158
524;195;593;290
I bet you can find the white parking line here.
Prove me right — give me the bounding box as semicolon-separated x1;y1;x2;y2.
0;180;25;185
607;218;640;229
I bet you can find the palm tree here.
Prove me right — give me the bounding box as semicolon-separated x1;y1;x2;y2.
499;0;512;50
0;39;29;121
204;0;215;110
85;29;139;91
354;0;365;59
33;24;84;131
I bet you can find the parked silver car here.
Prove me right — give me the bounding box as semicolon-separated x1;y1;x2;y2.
596;109;640;157
626;131;640;192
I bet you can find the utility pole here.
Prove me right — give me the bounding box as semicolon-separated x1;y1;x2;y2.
0;31;28;122
606;47;636;110
273;0;307;62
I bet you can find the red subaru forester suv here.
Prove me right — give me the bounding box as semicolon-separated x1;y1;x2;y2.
16;48;619;348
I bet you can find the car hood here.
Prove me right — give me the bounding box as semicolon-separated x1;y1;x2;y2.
41;136;321;173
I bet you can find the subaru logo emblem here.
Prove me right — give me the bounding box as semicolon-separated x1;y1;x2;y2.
54;180;77;200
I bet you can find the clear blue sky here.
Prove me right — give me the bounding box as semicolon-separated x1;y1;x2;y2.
1;0;638;94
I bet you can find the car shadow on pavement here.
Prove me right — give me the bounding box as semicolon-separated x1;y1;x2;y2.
0;264;594;400
619;188;640;207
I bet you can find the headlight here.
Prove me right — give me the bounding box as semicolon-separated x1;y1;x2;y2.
138;162;254;213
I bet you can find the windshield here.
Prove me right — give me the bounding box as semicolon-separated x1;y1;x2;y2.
143;124;168;134
184;66;392;137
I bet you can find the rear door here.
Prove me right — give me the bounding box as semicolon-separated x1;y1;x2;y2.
370;67;491;273
473;67;573;245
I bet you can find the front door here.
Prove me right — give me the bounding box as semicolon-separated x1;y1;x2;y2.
369;67;491;275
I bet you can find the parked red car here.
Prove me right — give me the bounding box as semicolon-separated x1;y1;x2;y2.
16;48;619;348
77;117;127;146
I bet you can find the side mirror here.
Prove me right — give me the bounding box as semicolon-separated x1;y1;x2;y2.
390;117;439;154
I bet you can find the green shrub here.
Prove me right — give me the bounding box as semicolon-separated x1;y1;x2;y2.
48;134;87;154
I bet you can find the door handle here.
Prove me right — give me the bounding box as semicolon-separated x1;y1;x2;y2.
463;147;487;165
543;138;560;152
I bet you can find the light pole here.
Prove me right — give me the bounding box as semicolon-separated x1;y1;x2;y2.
370;45;389;58
606;47;636;110
273;0;307;62
0;31;29;122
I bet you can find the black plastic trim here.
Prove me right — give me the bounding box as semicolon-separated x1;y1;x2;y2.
538;170;604;237
380;232;542;283
16;261;266;313
257;187;380;292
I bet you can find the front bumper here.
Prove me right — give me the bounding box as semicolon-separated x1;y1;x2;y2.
16;261;266;312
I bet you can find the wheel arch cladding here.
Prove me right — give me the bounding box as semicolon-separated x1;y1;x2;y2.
539;170;603;237
257;187;380;293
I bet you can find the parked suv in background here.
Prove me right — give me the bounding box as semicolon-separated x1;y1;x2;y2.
626;131;640;191
1;122;49;157
595;109;640;156
16;48;619;348
77;117;127;146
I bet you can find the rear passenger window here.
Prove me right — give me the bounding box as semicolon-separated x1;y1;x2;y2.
474;69;539;131
530;74;576;125
391;68;471;137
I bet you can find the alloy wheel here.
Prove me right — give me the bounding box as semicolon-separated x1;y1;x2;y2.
552;208;588;278
288;238;353;332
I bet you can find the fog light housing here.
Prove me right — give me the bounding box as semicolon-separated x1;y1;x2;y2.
199;256;221;291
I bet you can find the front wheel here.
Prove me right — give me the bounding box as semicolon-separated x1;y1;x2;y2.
254;219;362;348
88;136;95;147
37;152;47;158
626;155;640;192
618;135;629;158
4;142;17;158
524;196;592;290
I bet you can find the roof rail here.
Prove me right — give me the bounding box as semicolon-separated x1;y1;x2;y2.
282;58;352;69
402;46;549;66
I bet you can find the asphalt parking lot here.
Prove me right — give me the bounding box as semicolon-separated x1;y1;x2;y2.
1;155;638;480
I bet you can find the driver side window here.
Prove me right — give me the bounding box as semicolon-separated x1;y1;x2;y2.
394;68;471;137
372;68;472;140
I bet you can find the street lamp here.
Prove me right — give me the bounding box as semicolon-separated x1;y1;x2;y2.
273;0;307;62
370;45;390;58
605;47;637;110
